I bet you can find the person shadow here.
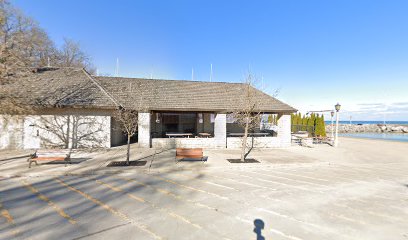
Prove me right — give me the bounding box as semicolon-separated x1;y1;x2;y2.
253;219;265;240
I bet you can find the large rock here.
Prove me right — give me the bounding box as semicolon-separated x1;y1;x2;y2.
391;126;403;132
379;125;387;132
325;124;408;133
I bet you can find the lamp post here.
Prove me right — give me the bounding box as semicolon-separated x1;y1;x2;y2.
330;111;334;143
334;103;341;147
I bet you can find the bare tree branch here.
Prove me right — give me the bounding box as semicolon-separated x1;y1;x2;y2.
230;71;264;162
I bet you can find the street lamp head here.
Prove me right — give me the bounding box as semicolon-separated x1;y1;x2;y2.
330;111;334;117
335;103;341;112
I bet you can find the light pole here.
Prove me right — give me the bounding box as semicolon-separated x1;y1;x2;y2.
334;103;341;147
330;111;334;143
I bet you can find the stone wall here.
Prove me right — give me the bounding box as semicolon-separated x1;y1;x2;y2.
152;138;220;149
277;114;291;147
0;113;111;149
152;136;283;149
226;137;281;149
214;113;227;148
138;112;151;148
0;115;24;149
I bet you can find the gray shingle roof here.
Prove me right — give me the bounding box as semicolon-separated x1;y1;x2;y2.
1;67;296;113
1;68;117;109
94;76;297;113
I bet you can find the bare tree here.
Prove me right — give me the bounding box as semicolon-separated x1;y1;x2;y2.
231;72;263;162
113;108;139;165
56;38;95;73
0;0;55;80
1;1;95;81
0;1;95;116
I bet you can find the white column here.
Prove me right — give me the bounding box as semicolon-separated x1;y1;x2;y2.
138;112;151;148
277;113;291;147
214;113;226;148
23;115;41;149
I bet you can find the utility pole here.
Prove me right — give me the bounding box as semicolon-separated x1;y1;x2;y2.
330;111;334;143
210;64;213;82
334;103;341;147
115;58;119;77
192;68;194;80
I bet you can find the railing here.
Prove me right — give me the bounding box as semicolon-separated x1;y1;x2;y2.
291;124;315;135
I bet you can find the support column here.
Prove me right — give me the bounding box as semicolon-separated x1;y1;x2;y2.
277;113;291;147
203;113;212;133
138;112;151;148
214;113;226;148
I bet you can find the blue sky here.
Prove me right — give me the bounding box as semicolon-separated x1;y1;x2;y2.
14;0;408;121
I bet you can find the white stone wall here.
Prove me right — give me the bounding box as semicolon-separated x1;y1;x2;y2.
214;113;227;148
23;116;42;149
73;115;111;148
277;114;291;147
0;115;24;149
138;112;151;148
152;138;220;149
0;114;111;149
226;137;281;149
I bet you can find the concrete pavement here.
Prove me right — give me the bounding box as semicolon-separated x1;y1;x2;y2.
0;137;407;239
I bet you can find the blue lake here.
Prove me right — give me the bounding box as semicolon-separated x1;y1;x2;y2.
340;133;408;142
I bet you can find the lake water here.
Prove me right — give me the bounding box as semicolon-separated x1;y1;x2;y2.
340;133;408;142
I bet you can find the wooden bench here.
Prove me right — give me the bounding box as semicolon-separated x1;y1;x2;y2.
28;149;72;168
176;148;205;162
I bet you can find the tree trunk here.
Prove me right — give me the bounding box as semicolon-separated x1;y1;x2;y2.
126;135;131;165
240;117;249;162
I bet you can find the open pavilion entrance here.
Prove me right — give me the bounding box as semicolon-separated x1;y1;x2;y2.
151;112;215;138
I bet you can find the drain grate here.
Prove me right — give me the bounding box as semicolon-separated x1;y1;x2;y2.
227;158;259;163
106;160;147;167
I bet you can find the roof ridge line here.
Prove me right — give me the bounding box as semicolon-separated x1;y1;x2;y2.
95;76;243;85
81;69;122;108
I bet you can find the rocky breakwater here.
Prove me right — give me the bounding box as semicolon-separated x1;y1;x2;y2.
325;124;408;133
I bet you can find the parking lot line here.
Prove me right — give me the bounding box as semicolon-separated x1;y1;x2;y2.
21;179;77;224
119;176;218;211
149;174;229;200
54;177;162;240
210;172;280;191
247;170;328;188
90;176;203;230
118;176;263;231
0;200;21;237
142;175;319;239
261;169;332;183
0;201;14;224
171;172;240;191
225;171;324;194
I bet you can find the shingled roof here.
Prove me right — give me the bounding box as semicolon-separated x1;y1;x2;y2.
1;67;296;113
94;76;296;113
0;68;118;109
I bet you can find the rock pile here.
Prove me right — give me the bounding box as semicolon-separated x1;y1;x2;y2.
325;124;408;133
